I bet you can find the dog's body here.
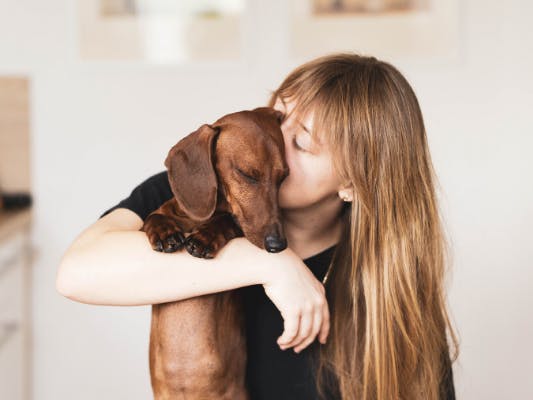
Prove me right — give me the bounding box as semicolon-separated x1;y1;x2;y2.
149;291;247;399
141;107;289;399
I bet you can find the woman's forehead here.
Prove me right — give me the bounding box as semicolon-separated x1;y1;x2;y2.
277;96;313;127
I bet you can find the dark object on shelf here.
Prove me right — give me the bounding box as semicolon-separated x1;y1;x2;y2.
0;192;32;210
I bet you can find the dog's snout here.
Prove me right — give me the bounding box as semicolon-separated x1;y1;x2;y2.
264;234;287;253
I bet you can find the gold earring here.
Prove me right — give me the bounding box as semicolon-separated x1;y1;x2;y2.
339;188;353;202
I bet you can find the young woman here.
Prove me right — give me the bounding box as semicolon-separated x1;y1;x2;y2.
57;52;459;400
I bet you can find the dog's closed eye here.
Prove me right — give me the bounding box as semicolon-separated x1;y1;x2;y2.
236;168;260;183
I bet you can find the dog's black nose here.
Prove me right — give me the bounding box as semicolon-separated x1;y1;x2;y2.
264;235;287;253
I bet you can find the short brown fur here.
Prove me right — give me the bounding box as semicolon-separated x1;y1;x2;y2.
141;107;289;399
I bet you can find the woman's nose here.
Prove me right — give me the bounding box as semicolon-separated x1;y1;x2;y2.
281;127;293;153
280;115;296;139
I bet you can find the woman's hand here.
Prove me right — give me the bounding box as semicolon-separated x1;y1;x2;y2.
260;248;330;353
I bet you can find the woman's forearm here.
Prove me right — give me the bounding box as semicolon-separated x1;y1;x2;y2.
56;232;273;306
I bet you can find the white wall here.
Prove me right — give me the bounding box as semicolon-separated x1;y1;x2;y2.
1;0;531;399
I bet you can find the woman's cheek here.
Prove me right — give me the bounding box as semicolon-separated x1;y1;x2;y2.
279;169;303;197
278;182;296;208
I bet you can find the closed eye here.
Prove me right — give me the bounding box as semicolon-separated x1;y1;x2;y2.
236;168;259;183
292;135;309;152
292;136;303;151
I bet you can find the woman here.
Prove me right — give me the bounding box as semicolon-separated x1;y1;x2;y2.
57;52;459;399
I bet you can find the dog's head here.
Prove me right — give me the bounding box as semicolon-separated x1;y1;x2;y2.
164;107;289;252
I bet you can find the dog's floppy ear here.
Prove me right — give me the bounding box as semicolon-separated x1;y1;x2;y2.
165;123;220;221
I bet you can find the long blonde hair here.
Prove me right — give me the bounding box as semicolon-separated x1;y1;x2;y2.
267;53;459;400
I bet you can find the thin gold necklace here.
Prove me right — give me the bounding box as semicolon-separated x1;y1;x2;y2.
322;262;333;285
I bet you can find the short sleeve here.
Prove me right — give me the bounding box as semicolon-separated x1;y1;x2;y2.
98;170;173;221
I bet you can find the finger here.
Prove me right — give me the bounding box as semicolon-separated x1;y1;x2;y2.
318;300;330;344
278;312;301;345
285;310;313;349
294;306;322;353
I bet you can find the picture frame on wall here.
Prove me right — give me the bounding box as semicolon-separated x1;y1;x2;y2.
289;0;461;62
76;0;245;64
313;0;430;14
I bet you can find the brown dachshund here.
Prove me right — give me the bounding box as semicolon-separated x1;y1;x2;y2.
141;107;289;399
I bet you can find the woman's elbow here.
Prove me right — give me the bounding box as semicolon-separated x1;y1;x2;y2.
56;254;84;300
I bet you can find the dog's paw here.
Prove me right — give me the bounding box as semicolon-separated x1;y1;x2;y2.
185;232;217;259
141;214;186;253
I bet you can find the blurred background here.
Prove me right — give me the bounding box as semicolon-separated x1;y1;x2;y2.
0;0;532;399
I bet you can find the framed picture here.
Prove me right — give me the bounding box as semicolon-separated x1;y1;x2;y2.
313;0;430;14
76;0;245;64
289;0;461;61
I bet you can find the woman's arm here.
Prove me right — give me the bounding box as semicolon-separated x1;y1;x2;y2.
56;207;330;350
56;208;274;306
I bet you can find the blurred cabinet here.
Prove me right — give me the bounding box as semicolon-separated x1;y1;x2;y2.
0;68;33;400
0;210;33;400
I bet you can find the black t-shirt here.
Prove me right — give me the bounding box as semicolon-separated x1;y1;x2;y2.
99;171;456;400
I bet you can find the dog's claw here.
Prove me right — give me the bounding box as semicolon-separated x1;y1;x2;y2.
163;234;185;253
177;233;186;245
154;240;164;252
185;237;213;259
163;240;176;253
185;238;200;257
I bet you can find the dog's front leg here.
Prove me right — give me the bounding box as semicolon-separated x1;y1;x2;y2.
141;197;199;253
184;213;243;258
